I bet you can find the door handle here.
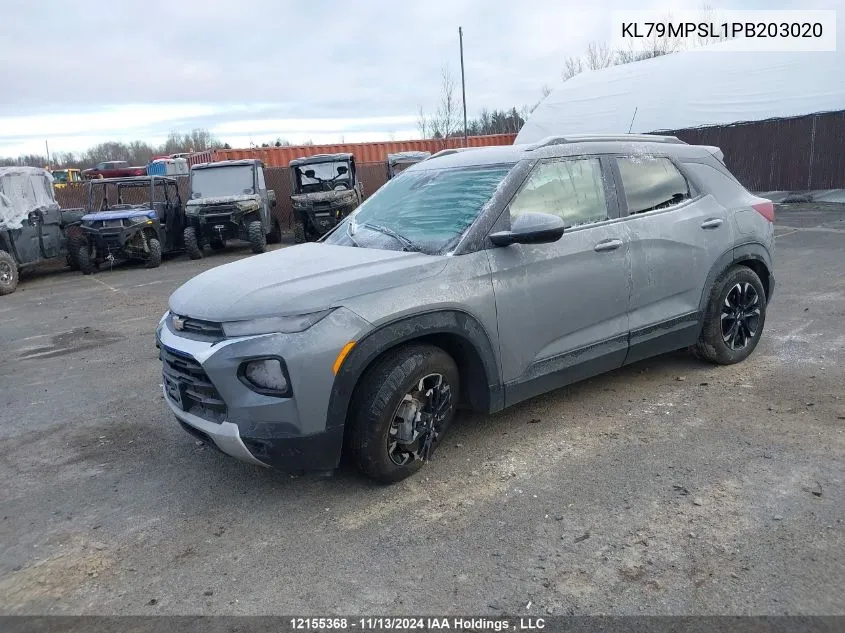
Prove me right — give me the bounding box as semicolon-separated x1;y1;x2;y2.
701;218;723;229
594;238;623;252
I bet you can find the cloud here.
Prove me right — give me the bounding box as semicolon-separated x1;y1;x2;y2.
0;0;784;156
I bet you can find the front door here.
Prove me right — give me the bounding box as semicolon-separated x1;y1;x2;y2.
613;155;735;363
486;156;631;406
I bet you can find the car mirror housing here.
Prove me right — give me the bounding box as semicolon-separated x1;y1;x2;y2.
489;211;565;247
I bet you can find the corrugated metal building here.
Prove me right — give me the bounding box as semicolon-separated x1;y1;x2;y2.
188;134;517;168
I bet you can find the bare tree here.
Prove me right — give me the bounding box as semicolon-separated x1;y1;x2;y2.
585;41;615;70
417;105;429;139
561;56;584;82
430;66;459;147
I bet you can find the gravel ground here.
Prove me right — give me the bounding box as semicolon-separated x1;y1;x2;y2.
0;207;843;616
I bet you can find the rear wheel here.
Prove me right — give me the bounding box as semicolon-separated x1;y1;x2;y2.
247;220;266;254
695;266;766;365
349;344;459;484
267;219;282;244
184;226;202;259
292;221;306;244
145;237;162;268
0;249;19;295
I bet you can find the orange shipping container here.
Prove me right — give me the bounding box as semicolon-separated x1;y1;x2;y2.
188;134;517;168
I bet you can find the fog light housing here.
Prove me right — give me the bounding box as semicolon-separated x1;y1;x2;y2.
238;357;291;397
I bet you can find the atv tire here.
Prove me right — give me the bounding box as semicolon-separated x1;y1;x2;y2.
267;219;282;244
0;249;19;295
145;237;162;268
66;234;88;271
292;221;306;244
76;243;95;275
184;227;202;260
247;220;266;254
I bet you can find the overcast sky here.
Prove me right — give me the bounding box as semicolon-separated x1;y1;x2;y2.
0;0;837;157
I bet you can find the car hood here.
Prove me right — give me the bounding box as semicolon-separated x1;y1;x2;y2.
82;208;155;221
186;194;259;207
169;243;448;322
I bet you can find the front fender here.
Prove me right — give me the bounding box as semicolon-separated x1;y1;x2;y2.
326;310;503;430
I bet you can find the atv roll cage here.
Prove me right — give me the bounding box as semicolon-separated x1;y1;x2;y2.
386;151;431;179
87;175;182;212
290;154;356;195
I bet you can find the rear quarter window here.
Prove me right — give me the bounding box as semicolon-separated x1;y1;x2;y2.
680;161;754;208
617;156;690;215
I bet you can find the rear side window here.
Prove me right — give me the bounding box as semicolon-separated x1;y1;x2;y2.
617;156;690;215
510;158;608;227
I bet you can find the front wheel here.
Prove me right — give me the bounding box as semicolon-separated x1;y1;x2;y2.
184;226;202;259
292;221;306;244
145;237;162;268
267;219;282;244
247;220;266;254
0;249;19;295
349;344;459;484
76;243;95;275
695;266;767;365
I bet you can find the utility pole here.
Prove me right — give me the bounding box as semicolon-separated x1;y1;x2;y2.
459;26;468;146
45;139;50;167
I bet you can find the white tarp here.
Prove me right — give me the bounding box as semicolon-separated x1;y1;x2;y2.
0;167;56;230
517;42;845;144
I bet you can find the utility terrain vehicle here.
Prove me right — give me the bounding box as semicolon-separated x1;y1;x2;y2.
290;153;363;243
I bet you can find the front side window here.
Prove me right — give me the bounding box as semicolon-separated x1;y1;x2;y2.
510;158;608;227
324;164;514;255
617;156;690;215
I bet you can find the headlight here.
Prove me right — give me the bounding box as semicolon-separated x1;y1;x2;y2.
185;206;199;215
292;200;309;209
238;358;290;396
221;309;334;336
237;202;260;212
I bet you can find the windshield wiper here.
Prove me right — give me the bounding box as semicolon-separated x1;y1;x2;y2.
345;220;360;247
361;222;422;252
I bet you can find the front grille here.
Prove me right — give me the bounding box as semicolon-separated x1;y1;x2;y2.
160;345;227;418
173;315;225;338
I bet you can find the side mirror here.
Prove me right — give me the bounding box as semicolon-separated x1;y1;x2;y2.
304;169;316;179
337;165;348;175
489;212;565;247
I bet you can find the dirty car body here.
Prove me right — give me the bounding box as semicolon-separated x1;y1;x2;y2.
290;153;363;242
158;135;776;482
0;167;86;294
183;160;277;257
78;176;185;270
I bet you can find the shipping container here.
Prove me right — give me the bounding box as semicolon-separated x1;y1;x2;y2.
187;134;517;168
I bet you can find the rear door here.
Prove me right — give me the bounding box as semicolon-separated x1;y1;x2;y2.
614;154;735;363
487;156;631;405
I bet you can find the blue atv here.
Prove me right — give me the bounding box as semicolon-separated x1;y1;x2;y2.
76;176;186;273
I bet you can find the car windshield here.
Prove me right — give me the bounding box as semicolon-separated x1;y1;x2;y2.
323;164;514;255
191;166;254;198
295;161;351;192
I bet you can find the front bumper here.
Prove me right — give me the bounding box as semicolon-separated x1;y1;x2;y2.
156;308;370;471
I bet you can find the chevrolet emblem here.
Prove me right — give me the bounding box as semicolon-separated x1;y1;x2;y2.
172;315;185;331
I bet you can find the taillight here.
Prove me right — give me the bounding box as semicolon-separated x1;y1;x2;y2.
751;199;775;223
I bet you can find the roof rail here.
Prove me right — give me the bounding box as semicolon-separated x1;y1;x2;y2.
523;134;687;151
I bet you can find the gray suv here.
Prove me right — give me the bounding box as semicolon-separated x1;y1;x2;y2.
156;135;775;483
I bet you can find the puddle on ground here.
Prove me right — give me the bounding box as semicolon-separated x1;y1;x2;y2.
18;327;124;360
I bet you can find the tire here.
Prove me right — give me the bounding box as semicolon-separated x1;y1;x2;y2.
0;249;19;295
349;343;460;484
292;221;306;244
66;234;87;271
695;265;767;365
76;243;94;275
184;226;202;260
145;237;162;268
210;238;226;251
247;220;266;254
267;219;282;244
